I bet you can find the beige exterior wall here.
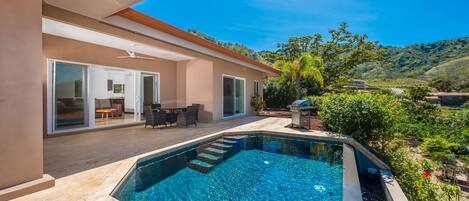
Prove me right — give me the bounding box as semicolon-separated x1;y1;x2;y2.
212;60;265;121
42;4;267;124
43;34;178;107
0;0;44;190
185;59;214;122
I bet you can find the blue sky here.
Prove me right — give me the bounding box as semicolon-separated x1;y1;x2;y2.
133;0;469;51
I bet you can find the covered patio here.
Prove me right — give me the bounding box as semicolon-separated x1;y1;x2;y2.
17;116;332;201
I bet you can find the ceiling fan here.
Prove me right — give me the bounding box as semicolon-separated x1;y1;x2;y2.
116;44;155;60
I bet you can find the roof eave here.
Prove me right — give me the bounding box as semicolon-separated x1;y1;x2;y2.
115;8;280;76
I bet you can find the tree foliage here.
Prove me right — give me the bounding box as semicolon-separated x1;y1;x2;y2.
405;85;431;102
273;53;324;99
274;22;385;87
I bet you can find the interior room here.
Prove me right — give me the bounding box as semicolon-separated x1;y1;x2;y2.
91;66;136;126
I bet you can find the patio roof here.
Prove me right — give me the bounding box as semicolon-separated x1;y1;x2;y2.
44;0;142;20
104;9;281;76
42;18;194;61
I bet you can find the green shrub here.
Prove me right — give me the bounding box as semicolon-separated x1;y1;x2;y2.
383;142;441;201
391;99;440;140
318;93;398;146
405;85;431;102
441;183;462;201
304;95;324;112
420;136;457;160
250;93;265;113
264;76;295;108
462;101;469;109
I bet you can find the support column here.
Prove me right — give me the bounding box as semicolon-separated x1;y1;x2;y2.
0;0;54;200
176;59;214;122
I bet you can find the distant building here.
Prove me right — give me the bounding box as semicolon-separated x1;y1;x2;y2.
343;80;378;91
426;92;469;107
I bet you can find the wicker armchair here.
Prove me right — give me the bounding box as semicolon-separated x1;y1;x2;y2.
166;112;178;126
191;103;200;122
177;106;197;127
144;106;167;128
151;103;161;109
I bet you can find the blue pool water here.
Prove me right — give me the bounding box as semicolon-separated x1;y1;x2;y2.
113;135;344;201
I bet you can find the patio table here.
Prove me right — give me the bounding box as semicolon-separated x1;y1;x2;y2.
155;107;187;113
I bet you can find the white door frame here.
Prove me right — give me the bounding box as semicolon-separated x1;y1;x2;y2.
222;74;246;119
46;58;160;134
47;59;89;133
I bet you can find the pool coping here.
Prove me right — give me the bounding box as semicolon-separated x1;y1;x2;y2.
343;144;363;201
94;130;407;201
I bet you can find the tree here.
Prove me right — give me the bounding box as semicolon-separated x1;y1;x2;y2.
273;53;324;99
405;85;431;102
430;78;454;92
276;22;385;88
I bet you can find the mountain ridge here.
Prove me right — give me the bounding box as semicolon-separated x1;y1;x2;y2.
187;28;468;91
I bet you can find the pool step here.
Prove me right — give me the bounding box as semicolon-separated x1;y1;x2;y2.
224;135;247;140
210;142;233;150
187;159;214;173
197;153;222;164
216;139;237;145
189;137;242;173
204;147;227;157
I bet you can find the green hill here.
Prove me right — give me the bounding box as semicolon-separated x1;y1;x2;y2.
354;37;469;79
187;28;468;91
187;29;267;64
424;56;469;91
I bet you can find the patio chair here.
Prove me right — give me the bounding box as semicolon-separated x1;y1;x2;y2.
177;106;197;127
166;112;178;126
191;103;201;122
144;106;167;128
151;103;161;110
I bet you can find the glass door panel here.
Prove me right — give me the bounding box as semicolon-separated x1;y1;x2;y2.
223;77;235;117
235;79;245;114
54;62;87;130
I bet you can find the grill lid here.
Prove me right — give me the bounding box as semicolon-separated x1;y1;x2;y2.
291;99;312;107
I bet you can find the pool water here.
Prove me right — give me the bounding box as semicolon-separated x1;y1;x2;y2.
113;135;344;201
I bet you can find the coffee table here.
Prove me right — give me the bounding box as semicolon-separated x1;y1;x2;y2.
96;108;117;120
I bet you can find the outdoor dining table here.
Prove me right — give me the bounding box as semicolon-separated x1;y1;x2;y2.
153;107;187;113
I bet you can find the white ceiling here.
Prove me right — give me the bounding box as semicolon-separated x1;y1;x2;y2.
44;0;142;19
42;18;193;61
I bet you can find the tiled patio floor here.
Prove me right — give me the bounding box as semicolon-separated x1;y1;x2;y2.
15;116;331;201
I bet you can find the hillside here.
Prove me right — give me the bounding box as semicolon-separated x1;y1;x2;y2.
187;29;267;64
354;37;469;79
424;56;469;91
187;28;468;91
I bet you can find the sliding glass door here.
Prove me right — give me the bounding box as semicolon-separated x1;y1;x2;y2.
48;59;161;134
53;62;87;130
223;75;245;117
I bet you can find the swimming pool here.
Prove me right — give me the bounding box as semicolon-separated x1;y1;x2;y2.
112;134;358;201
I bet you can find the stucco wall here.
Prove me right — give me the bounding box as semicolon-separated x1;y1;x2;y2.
0;0;44;189
212;60;265;121
185;59;214;122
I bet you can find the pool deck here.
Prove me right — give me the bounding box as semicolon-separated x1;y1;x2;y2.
13;116;403;201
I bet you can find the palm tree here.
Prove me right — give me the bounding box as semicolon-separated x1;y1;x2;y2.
273;53;324;99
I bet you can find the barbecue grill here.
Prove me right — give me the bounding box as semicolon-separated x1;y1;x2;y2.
290;99;313;129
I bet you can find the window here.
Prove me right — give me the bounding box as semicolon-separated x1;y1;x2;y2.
254;80;260;95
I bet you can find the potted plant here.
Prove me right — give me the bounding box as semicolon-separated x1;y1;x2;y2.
251;94;265;115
